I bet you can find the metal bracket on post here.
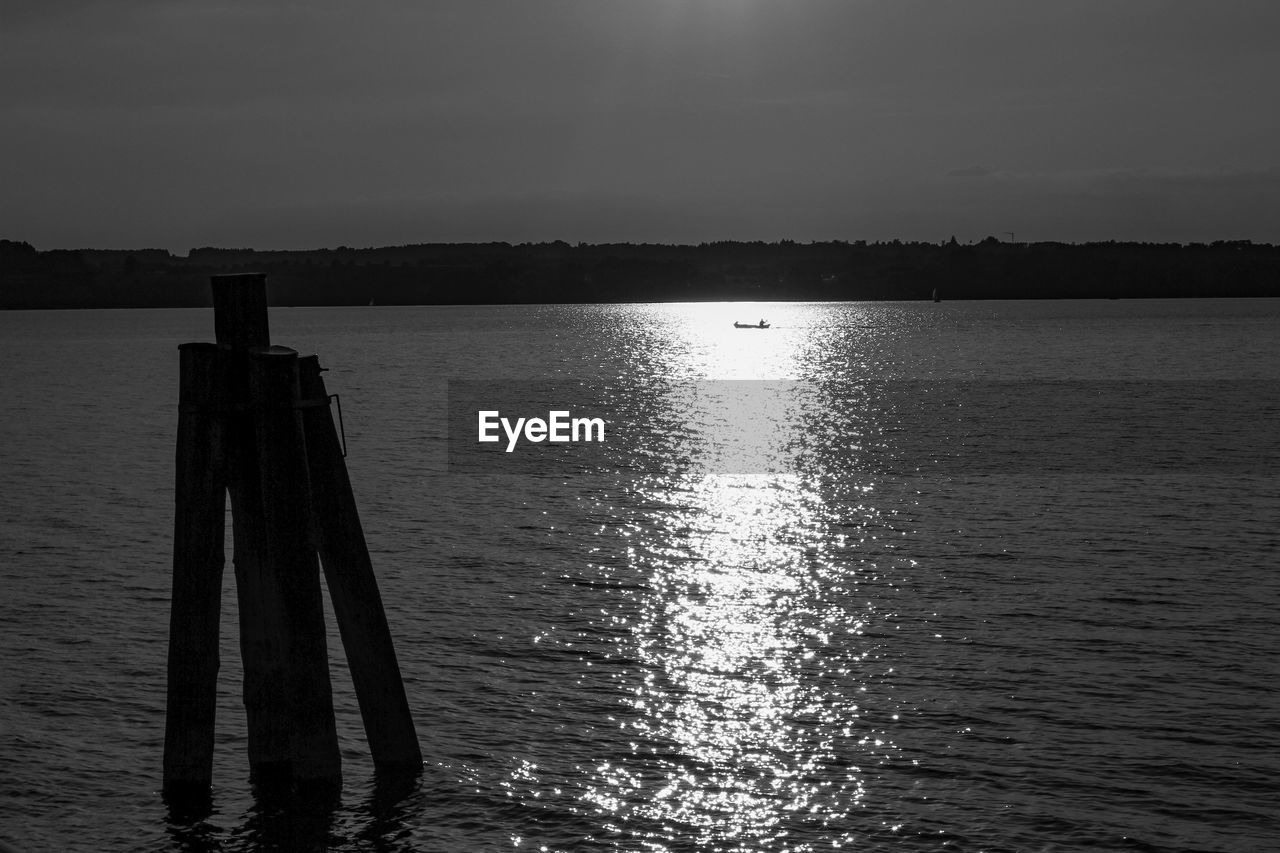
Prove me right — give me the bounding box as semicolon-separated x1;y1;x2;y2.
330;395;347;458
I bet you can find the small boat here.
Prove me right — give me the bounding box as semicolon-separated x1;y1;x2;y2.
734;320;770;329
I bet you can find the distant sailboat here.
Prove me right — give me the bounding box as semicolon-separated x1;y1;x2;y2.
932;288;940;303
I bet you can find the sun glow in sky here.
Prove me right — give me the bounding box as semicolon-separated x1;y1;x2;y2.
3;1;1279;250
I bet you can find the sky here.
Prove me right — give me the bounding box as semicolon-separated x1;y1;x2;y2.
3;0;1279;252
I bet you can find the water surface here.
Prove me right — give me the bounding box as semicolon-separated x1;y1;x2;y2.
0;299;1277;851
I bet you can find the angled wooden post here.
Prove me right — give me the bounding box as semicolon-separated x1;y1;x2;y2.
298;355;423;772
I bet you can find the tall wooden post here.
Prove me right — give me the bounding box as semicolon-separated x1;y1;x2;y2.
164;273;419;800
212;273;269;350
214;276;295;779
250;347;342;786
163;343;228;796
220;347;293;777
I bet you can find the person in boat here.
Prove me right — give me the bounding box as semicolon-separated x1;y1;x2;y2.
759;319;767;327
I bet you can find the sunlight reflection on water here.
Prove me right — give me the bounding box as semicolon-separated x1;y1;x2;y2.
589;476;881;850
566;303;899;850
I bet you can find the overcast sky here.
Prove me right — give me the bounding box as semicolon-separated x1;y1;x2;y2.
3;0;1278;251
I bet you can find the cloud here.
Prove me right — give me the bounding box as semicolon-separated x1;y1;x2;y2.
1093;166;1280;192
941;166;1280;192
0;0;165;30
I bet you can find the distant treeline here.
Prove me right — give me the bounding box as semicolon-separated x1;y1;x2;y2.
3;236;1278;309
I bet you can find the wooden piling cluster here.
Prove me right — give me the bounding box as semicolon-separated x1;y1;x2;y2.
163;273;421;799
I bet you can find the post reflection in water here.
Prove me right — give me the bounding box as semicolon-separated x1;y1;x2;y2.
163;771;425;852
578;305;907;850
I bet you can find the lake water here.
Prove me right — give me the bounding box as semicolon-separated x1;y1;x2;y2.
0;299;1278;852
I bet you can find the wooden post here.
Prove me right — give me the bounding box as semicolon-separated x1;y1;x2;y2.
250;347;342;787
208;277;293;779
225;351;292;780
298;355;423;772
163;343;228;797
212;273;269;350
165;272;418;797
